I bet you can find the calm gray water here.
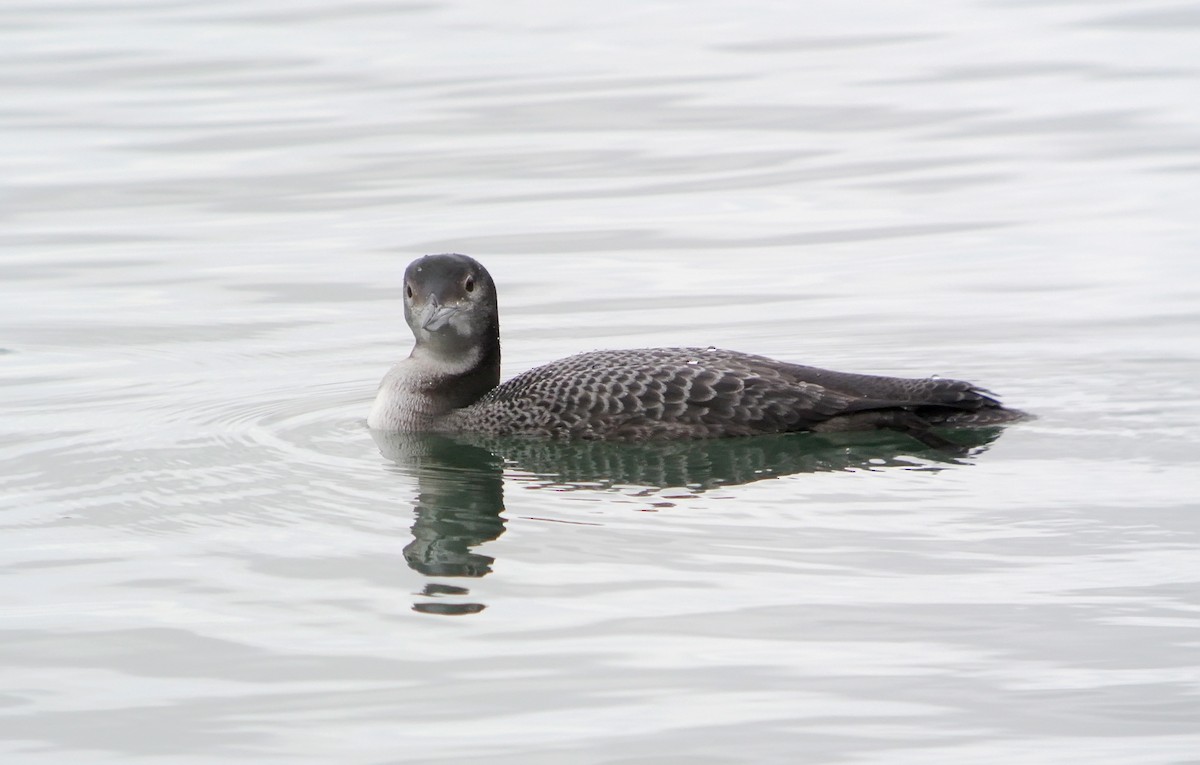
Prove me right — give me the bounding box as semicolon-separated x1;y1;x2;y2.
3;0;1199;762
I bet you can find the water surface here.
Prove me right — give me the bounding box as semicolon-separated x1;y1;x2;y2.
2;0;1199;762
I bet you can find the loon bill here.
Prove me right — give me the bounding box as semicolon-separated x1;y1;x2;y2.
367;253;1029;445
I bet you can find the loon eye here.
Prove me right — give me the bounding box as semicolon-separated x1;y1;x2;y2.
405;284;413;299
464;277;475;293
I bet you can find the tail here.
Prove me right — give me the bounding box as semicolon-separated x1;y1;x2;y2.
794;366;1031;450
919;405;1032;427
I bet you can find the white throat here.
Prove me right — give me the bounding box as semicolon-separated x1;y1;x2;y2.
367;345;482;431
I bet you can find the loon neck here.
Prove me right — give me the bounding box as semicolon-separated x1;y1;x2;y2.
411;332;501;411
368;329;501;431
364;309;501;431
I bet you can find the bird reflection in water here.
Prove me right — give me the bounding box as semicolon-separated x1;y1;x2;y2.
372;428;1007;616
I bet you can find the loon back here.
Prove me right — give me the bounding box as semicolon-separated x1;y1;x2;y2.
369;254;1028;444
449;347;1023;442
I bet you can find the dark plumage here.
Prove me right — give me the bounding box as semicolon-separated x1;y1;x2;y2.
367;254;1028;445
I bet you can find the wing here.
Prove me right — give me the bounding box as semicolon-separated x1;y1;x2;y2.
776;363;1003;410
464;347;962;438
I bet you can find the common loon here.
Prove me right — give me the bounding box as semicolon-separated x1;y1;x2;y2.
368;253;1028;443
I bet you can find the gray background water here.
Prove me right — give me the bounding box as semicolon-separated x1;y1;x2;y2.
2;0;1199;762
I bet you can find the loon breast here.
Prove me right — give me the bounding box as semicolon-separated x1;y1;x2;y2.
369;254;1028;445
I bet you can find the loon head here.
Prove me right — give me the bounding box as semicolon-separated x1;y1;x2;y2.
403;253;499;361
